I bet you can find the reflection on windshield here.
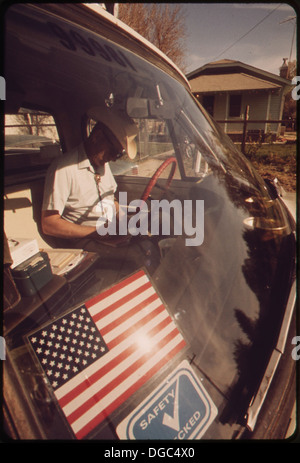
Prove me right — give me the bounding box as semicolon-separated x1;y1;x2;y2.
152;166;293;413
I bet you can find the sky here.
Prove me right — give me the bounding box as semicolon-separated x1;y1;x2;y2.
182;2;297;75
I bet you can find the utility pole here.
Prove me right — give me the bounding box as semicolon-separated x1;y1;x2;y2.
279;16;296;77
241;105;250;155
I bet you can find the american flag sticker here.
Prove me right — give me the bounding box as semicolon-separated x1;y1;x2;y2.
28;270;186;439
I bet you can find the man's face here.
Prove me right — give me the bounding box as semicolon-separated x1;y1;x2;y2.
86;126;121;168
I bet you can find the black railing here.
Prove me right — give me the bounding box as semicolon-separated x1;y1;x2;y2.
216;105;296;153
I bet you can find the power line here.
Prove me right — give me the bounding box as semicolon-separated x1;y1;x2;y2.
279;16;296;64
289;21;296;63
212;3;283;61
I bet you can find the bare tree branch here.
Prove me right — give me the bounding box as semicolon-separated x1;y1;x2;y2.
118;3;187;71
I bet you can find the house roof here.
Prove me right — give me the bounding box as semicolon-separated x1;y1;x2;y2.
189;72;282;93
187;59;292;93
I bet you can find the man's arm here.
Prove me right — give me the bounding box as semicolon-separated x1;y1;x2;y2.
41;205;125;242
41;210;97;239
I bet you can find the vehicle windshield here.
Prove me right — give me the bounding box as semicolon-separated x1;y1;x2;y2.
4;4;262;189
4;4;294;439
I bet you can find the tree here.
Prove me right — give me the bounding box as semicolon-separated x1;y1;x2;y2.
118;3;187;71
282;59;297;126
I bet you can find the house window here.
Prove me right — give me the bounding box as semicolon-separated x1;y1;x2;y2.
202;95;215;116
229;94;242;117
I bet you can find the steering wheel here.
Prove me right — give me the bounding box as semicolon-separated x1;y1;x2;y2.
141;157;177;202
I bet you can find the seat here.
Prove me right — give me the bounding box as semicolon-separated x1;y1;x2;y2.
4;178;100;313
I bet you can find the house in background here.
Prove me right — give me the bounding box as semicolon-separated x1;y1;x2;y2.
187;59;293;141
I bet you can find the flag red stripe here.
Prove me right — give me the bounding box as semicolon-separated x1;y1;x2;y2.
66;326;183;426
85;270;146;309
92;281;152;324
107;304;165;350
75;339;186;439
100;291;158;336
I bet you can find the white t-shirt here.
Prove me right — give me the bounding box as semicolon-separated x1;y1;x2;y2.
42;144;117;227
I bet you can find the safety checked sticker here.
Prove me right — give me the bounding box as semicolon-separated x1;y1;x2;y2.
116;360;218;440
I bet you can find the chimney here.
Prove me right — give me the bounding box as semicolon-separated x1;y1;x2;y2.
279;58;289;79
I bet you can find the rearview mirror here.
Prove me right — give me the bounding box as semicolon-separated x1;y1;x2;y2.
126;97;149;118
126;97;175;119
148;99;175;119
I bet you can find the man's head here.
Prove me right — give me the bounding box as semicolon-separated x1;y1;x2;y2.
86;108;138;161
85;121;124;168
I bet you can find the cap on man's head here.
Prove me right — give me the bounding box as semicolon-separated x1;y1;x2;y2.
87;107;138;159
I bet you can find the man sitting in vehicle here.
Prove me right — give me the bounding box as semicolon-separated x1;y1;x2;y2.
41;112;137;249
